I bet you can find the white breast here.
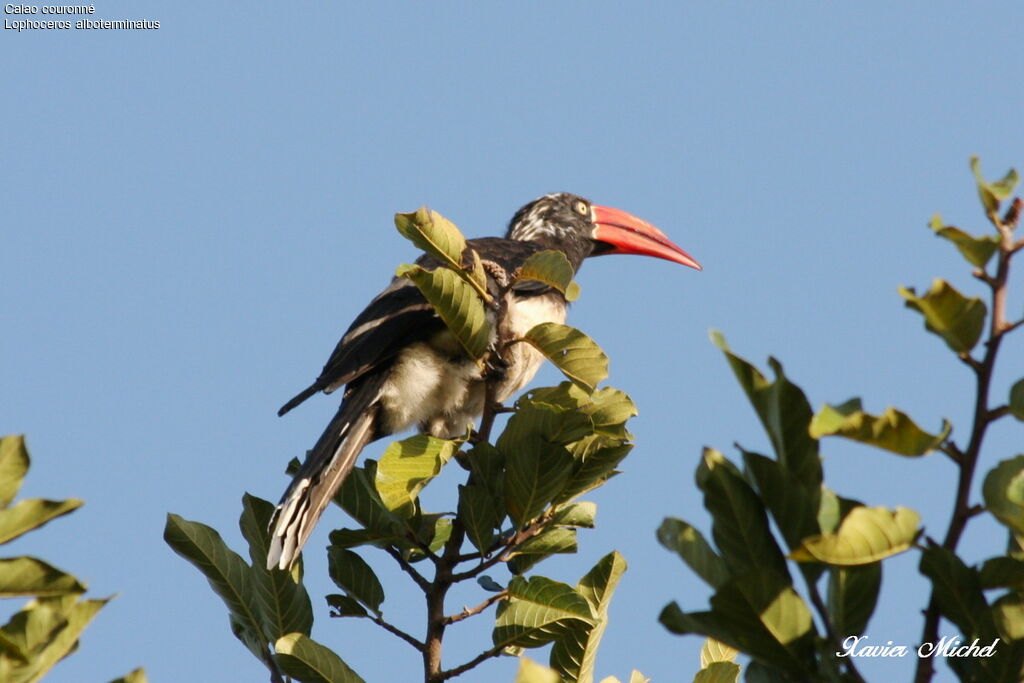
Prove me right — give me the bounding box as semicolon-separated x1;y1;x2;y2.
377;292;567;438
496;293;567;401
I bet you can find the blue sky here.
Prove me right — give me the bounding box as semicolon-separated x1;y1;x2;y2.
4;3;1023;682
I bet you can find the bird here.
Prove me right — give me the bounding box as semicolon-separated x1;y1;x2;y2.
267;192;701;570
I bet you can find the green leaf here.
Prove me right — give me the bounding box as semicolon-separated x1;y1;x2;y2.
0;436;29;509
558;441;632;503
1009;379;1024;422
816;488;863;536
552;502;596;528
696;448;790;580
979;556;1024;589
515;250;580;301
0;498;83;546
394;208;467;274
326;548;384;617
458;484;499;553
929;213;1001;268
334;462;406;543
396;263;490;359
415;514;453;556
108;668;147;683
326;593;368;618
275;632;365;683
827;563;882;638
239;494;313;641
2;596;108;683
508;527;578;574
971;156;1019;214
525;383;637;438
499;405;576;526
325;527;394;550
709;333;821;490
693;662;740;683
992;592;1024;642
0;599;65;667
550;552;627;683
522;323;609;393
657;518;729;589
919;545;997;641
661;574;814;674
713;576;813;650
983;455;1024;535
700;637;738;667
375;435;457;516
790;506;920;564
583;388;638;437
516;657;561;683
809;398;950;456
163;513;268;663
0;557;86;597
478;575;504;592
899;279;986;353
740;450;820;551
465;441;505;500
493;576;596;649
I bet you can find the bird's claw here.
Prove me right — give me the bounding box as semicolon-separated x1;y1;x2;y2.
483;349;509;382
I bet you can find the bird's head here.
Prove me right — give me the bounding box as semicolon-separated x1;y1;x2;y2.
506;192;701;271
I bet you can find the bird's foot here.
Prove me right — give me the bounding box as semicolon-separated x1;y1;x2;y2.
482;350;509;382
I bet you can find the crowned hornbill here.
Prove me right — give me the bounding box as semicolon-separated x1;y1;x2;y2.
267;192;701;570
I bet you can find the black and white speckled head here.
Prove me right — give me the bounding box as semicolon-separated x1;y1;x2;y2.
505;193;597;268
505;192;703;273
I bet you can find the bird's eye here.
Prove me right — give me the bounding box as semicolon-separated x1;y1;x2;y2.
574;200;589;216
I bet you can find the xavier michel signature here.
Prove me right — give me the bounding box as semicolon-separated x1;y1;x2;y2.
837;635;1001;659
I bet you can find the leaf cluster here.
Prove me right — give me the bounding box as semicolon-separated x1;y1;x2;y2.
660;338;914;682
166;207;642;682
661;159;1024;683
0;435;140;683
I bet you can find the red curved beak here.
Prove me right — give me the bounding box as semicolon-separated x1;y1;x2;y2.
591;205;702;270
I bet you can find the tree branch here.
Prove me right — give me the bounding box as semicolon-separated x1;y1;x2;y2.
987;405;1010;422
938;441;965;464
956;351;982;372
368;613;426;651
423;271;515;683
437;642;508;681
450;518;549;583
384;545;432;593
267;651;287;683
442;591;508;626
914;203;1016;683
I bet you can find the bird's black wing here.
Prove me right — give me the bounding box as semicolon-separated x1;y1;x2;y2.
467;237;560;297
277;275;440;415
278;238;558;416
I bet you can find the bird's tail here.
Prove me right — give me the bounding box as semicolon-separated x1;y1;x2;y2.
267;392;380;571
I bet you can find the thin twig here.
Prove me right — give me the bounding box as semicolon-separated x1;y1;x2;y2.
964;504;986;520
266;647;287;683
938;441;965;465
987;405;1011;422
442;591;508;626
385;545;432;593
956;352;982;371
437;642;508;681
450;518;549;583
369;614;426;651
